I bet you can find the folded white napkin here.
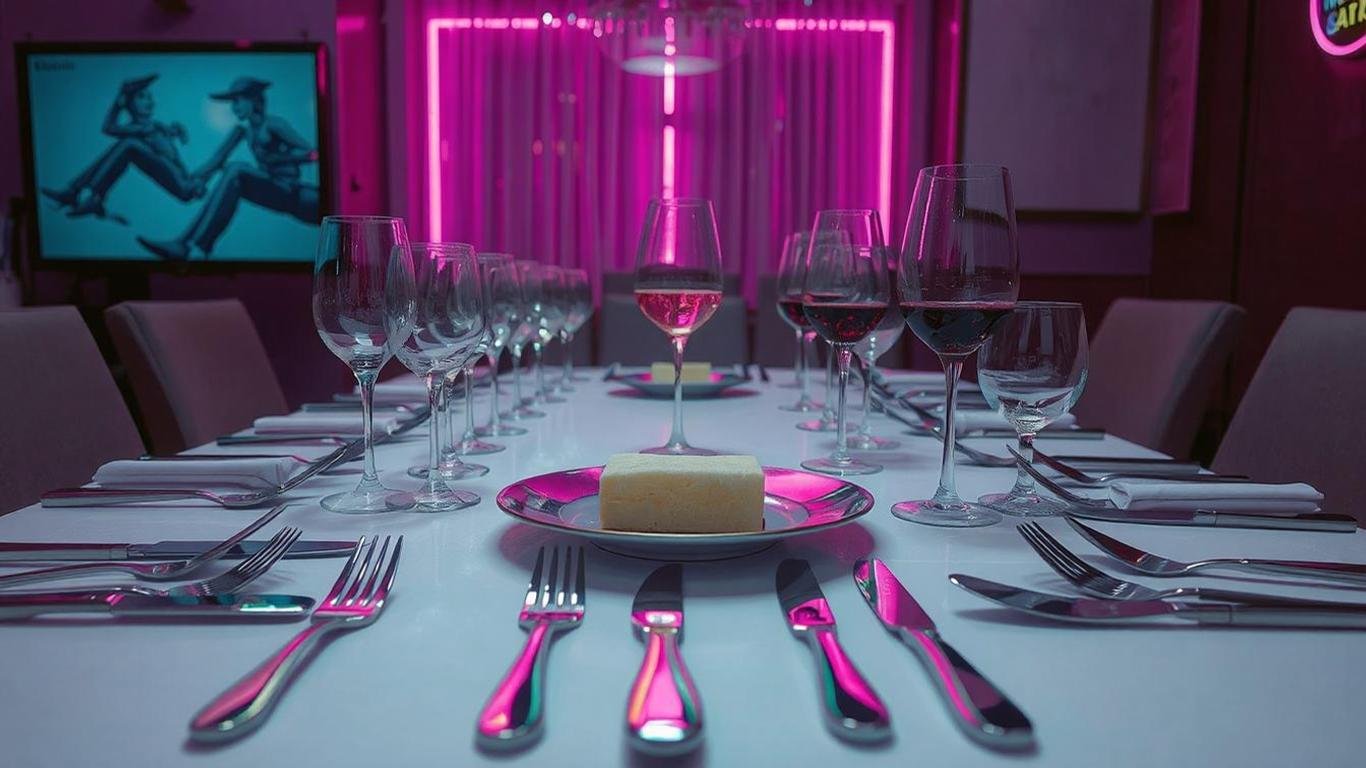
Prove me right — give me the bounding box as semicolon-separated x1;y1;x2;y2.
371;378;429;400
92;457;305;491
252;412;401;436
953;411;1076;434
1108;480;1324;513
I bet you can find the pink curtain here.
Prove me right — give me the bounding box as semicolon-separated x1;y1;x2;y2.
410;0;928;304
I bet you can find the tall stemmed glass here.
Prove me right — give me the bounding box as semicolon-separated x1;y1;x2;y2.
450;305;505;456
387;242;485;511
849;284;904;450
892;164;1020;527
775;231;823;413
528;265;567;404
800;210;889;476
978;302;1088;516
634;198;723;455
475;253;528;437
312;215;416;514
556;268;592;390
503;259;545;420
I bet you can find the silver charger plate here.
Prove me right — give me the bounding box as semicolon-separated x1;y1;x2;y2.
496;466;874;561
614;371;750;399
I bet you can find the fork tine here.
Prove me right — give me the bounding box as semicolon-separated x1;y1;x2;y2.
368;535;403;606
342;538;381;605
557;546;573;607
1028;523;1104;580
322;537;367;606
573;547;586;608
524;547;547;608
1018;524;1084;583
225;525;298;578
356;536;392;606
201;527;301;596
542;547;560;609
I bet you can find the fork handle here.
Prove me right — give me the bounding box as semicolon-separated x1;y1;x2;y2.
1221;559;1366;584
627;627;703;755
188;621;336;742
0;562;139;589
476;621;554;748
0;590;116;620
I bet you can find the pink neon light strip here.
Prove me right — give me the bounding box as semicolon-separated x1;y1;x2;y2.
662;125;677;200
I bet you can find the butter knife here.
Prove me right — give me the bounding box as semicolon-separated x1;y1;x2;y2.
0;540;355;562
853;558;1033;750
0;591;313;621
627;565;703;756
776;559;891;742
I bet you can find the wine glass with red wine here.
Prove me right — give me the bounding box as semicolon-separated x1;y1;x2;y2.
775;230;823;413
800;209;890;476
892;165;1020;527
633;198;724;455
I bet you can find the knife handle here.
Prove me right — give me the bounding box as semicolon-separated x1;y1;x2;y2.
802;629;891;742
1208;512;1359;532
40;488;203;507
476;621;555;748
1191;603;1366;629
626;627;703;755
0;543;123;561
903;630;1033;750
0;561;139;588
0;591;113;620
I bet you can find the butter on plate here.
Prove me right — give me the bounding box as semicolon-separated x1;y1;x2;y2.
599;453;765;533
649;362;712;383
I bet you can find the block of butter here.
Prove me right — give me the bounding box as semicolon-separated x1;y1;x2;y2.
650;362;712;383
599;453;766;533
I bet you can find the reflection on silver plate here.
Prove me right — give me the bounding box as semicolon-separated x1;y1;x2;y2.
615;371;749;399
496;466;874;561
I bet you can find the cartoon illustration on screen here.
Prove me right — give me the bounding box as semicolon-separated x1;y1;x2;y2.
40;74;205;223
137;77;319;261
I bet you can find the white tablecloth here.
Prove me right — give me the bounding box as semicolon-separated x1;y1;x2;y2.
1;369;1363;767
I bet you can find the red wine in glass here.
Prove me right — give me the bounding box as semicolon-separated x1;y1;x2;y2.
803;301;888;345
635;289;722;336
777;297;812;330
901;301;1014;355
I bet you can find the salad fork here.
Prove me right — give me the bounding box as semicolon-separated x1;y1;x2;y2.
476;546;586;749
0;503;292;589
188;534;403;742
1030;447;1247;485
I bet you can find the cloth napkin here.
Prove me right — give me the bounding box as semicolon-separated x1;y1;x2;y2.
252;412;401;436
952;411;1077;434
1108;480;1324;513
92;457;306;491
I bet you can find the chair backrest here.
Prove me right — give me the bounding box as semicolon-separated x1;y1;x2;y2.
752;274;793;367
0;307;144;513
1070;298;1244;459
1213;307;1366;523
105;299;288;454
597;294;748;366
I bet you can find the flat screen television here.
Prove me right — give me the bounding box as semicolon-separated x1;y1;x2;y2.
15;42;331;265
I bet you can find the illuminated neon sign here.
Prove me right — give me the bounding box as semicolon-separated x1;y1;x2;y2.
1311;0;1366;57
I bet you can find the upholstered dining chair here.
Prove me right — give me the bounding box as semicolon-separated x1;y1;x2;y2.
597;294;749;366
0;306;144;514
1070;298;1244;459
105;299;288;454
1212;307;1366;524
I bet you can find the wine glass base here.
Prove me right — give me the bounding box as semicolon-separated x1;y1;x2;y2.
801;456;882;476
846;434;900;451
640;444;717;456
796;417;839;432
454;438;505;456
502;407;546;420
475;423;528;437
321;487;415;514
778;400;824;413
538;394;567;404
890;500;1002;527
978;492;1072;517
408;461;491;480
411;488;480;512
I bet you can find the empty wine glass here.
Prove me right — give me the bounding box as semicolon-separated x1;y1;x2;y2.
634;198;724;455
800;209;890;476
556;268;592;390
978;302;1088;516
475;252;527;437
892;165;1020;527
775;231;823;413
503;259;545;420
386;242;485;511
848;281;904;451
312;215;416;514
530;266;567;404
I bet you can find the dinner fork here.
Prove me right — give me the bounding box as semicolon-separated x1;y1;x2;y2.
188;534;403;743
0;503;293;589
1016;523;1350;605
476;546;586;749
1064;517;1366;585
1030;447;1248;485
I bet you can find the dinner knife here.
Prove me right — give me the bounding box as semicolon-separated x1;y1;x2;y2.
0;540;355;562
853;558;1033;750
1064;507;1359;533
0;591;313;621
627;564;703;756
775;559;891;742
949;574;1366;628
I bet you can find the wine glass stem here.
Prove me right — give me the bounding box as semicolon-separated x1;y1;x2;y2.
857;356;873;437
443;374;459;460
486;349;502;430
821;347;835;421
667;334;690;449
561;330;574;383
832;346;853;464
426;371;445;488
510;348;523;404
793;329;805;390
533;344;546;401
932;355;967;506
355;370;381;487
1012;432;1038;495
463;366;477;441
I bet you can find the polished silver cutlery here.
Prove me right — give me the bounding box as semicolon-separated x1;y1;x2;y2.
476;546;586;749
0;503;292;588
871;396;1013;467
775;559;890;742
1030;447;1246;485
950;573;1366;628
0;538;354;562
900;398;1104;440
0;591;313;621
188;535;402;743
853;558;1032;750
626;564;702;756
1064;517;1366;584
1005;445;1358;532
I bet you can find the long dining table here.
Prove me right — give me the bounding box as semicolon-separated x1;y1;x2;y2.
1;368;1363;767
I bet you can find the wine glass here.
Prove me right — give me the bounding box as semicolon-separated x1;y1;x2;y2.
502;259;545;420
892;164;1020;527
312;215;416;514
386;242;485;511
450;281;505;456
800;209;890;476
475;252;528;437
529;266;567;404
848;276;904;451
775;230;823;413
796;231;844;433
556;268;592;391
634;198;724;455
978;302;1088;516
